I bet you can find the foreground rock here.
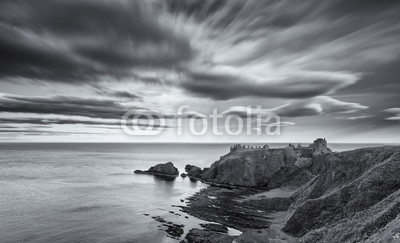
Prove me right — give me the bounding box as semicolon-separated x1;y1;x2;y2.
182;143;400;243
148;215;184;239
164;223;184;239
180;187;271;230
199;223;228;233
134;162;179;177
180;187;298;242
182;228;235;243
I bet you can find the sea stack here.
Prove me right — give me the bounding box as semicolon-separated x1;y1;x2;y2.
134;162;179;177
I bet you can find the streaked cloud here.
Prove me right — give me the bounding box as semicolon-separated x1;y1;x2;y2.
222;96;368;118
0;0;399;142
383;108;400;121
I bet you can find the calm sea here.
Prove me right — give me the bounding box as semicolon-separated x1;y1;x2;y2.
0;143;388;242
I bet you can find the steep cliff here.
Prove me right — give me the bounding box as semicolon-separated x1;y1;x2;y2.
201;148;298;187
195;145;400;242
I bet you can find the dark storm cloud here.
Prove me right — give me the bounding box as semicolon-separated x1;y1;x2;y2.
0;129;114;135
0;94;145;119
0;0;193;82
0;93;176;130
0;117;172;129
0;117;119;126
172;0;400;101
182;68;357;100
95;89;143;101
1;0;399;109
106;91;142;100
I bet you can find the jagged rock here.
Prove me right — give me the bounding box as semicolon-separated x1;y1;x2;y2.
134;162;179;177
164;223;184;238
185;164;195;171
182;228;235;243
199;223;228;233
152;216;166;223
188;166;203;178
185;164;206;179
201;148;298;188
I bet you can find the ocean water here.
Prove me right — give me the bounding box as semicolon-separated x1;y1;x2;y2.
0;143;390;242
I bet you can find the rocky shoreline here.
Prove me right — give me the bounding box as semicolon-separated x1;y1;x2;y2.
137;140;400;242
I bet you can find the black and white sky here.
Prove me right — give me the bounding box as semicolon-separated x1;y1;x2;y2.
0;0;399;143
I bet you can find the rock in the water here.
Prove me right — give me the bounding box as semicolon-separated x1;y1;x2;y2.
152;216;166;223
185;164;195;172
134;162;179;177
164;223;184;238
134;169;146;174
200;223;228;233
185;164;206;179
182;228;235;243
181;173;188;178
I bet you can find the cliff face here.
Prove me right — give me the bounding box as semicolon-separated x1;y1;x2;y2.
198;145;400;242
283;146;400;242
201;148;298;187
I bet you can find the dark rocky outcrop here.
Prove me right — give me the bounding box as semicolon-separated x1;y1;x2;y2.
134;162;179;177
164;223;184;238
182;228;235;243
200;223;228;233
201;147;299;188
184;164;207;179
148;215;184;239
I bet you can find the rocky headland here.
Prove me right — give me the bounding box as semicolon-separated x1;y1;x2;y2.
180;139;400;242
137;139;400;242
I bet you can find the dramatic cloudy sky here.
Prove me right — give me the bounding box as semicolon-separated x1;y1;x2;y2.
1;0;400;143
